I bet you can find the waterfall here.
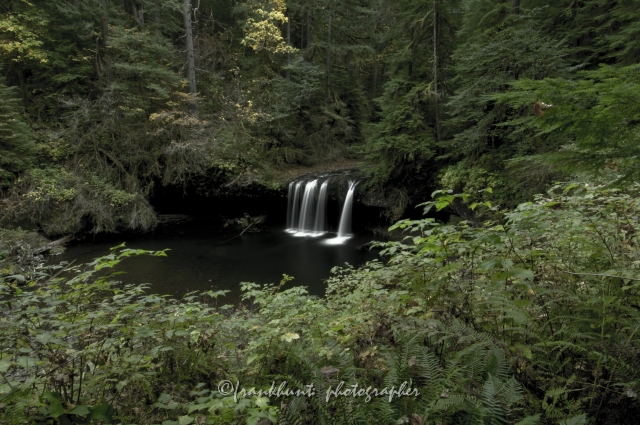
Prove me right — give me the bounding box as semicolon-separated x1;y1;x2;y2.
286;179;325;235
314;180;329;233
286;180;304;231
285;175;360;241
286;182;294;228
337;180;358;237
298;180;318;231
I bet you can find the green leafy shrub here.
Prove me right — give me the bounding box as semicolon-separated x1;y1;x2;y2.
2;183;639;424
0;250;537;424
0;227;49;276
0;167;156;235
378;183;640;422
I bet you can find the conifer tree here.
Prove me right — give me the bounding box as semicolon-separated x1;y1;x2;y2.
498;64;640;182
363;0;460;183
0;76;32;186
435;0;569;204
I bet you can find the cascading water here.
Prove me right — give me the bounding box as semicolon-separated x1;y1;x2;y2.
314;180;329;233
337;180;358;237
286;181;304;231
286;175;361;243
286;182;294;228
298;180;318;232
286;179;327;236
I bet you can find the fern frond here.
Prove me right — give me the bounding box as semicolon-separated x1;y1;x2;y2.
514;414;541;425
481;374;509;425
433;394;472;412
559;413;587;425
485;349;509;382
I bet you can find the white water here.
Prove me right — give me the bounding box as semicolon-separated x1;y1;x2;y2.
286;182;294;228
298;180;318;232
337;180;358;237
314;180;329;233
286;177;360;243
286;181;304;232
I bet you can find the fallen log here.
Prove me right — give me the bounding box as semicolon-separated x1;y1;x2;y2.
158;214;191;224
32;235;75;255
217;222;256;245
217;214;268;245
41;259;77;285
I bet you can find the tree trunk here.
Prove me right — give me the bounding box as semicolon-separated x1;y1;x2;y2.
408;27;413;77
16;67;27;108
99;0;109;43
325;14;332;103
513;0;521;15
382;61;386;86
127;1;144;30
286;10;291;80
307;11;313;48
131;1;138;21
32;235;75;255
372;50;378;97
138;2;145;30
183;0;197;112
123;0;133;15
433;0;441;144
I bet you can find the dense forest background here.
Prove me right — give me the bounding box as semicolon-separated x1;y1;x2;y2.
1;0;639;234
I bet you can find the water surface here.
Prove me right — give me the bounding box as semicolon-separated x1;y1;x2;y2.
53;220;379;301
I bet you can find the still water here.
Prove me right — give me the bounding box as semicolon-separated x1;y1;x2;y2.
53;219;379;301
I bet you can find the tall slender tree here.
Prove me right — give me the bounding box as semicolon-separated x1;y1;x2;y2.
99;0;109;43
0;75;32;186
307;10;312;48
325;12;331;103
183;0;197;111
433;0;441;144
286;9;291;79
363;0;459;183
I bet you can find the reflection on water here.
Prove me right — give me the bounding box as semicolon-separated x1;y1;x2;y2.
53;221;378;300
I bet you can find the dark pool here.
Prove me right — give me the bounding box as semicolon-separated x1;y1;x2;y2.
52;219;380;301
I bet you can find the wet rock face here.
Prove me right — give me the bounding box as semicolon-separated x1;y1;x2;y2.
357;185;402;209
358;187;409;222
285;168;364;199
272;160;363;186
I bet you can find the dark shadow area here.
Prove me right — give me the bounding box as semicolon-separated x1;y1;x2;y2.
52;183;388;302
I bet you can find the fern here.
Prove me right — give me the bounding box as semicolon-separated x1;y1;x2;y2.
514;414;541;425
560;413;587;425
481;375;509;425
485;349;510;382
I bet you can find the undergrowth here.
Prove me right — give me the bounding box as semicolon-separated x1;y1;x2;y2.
0;182;639;424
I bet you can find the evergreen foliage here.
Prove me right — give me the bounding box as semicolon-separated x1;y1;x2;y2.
435;2;570;208
363;0;461;185
497;64;640;183
0;0;637;228
0;75;32;186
